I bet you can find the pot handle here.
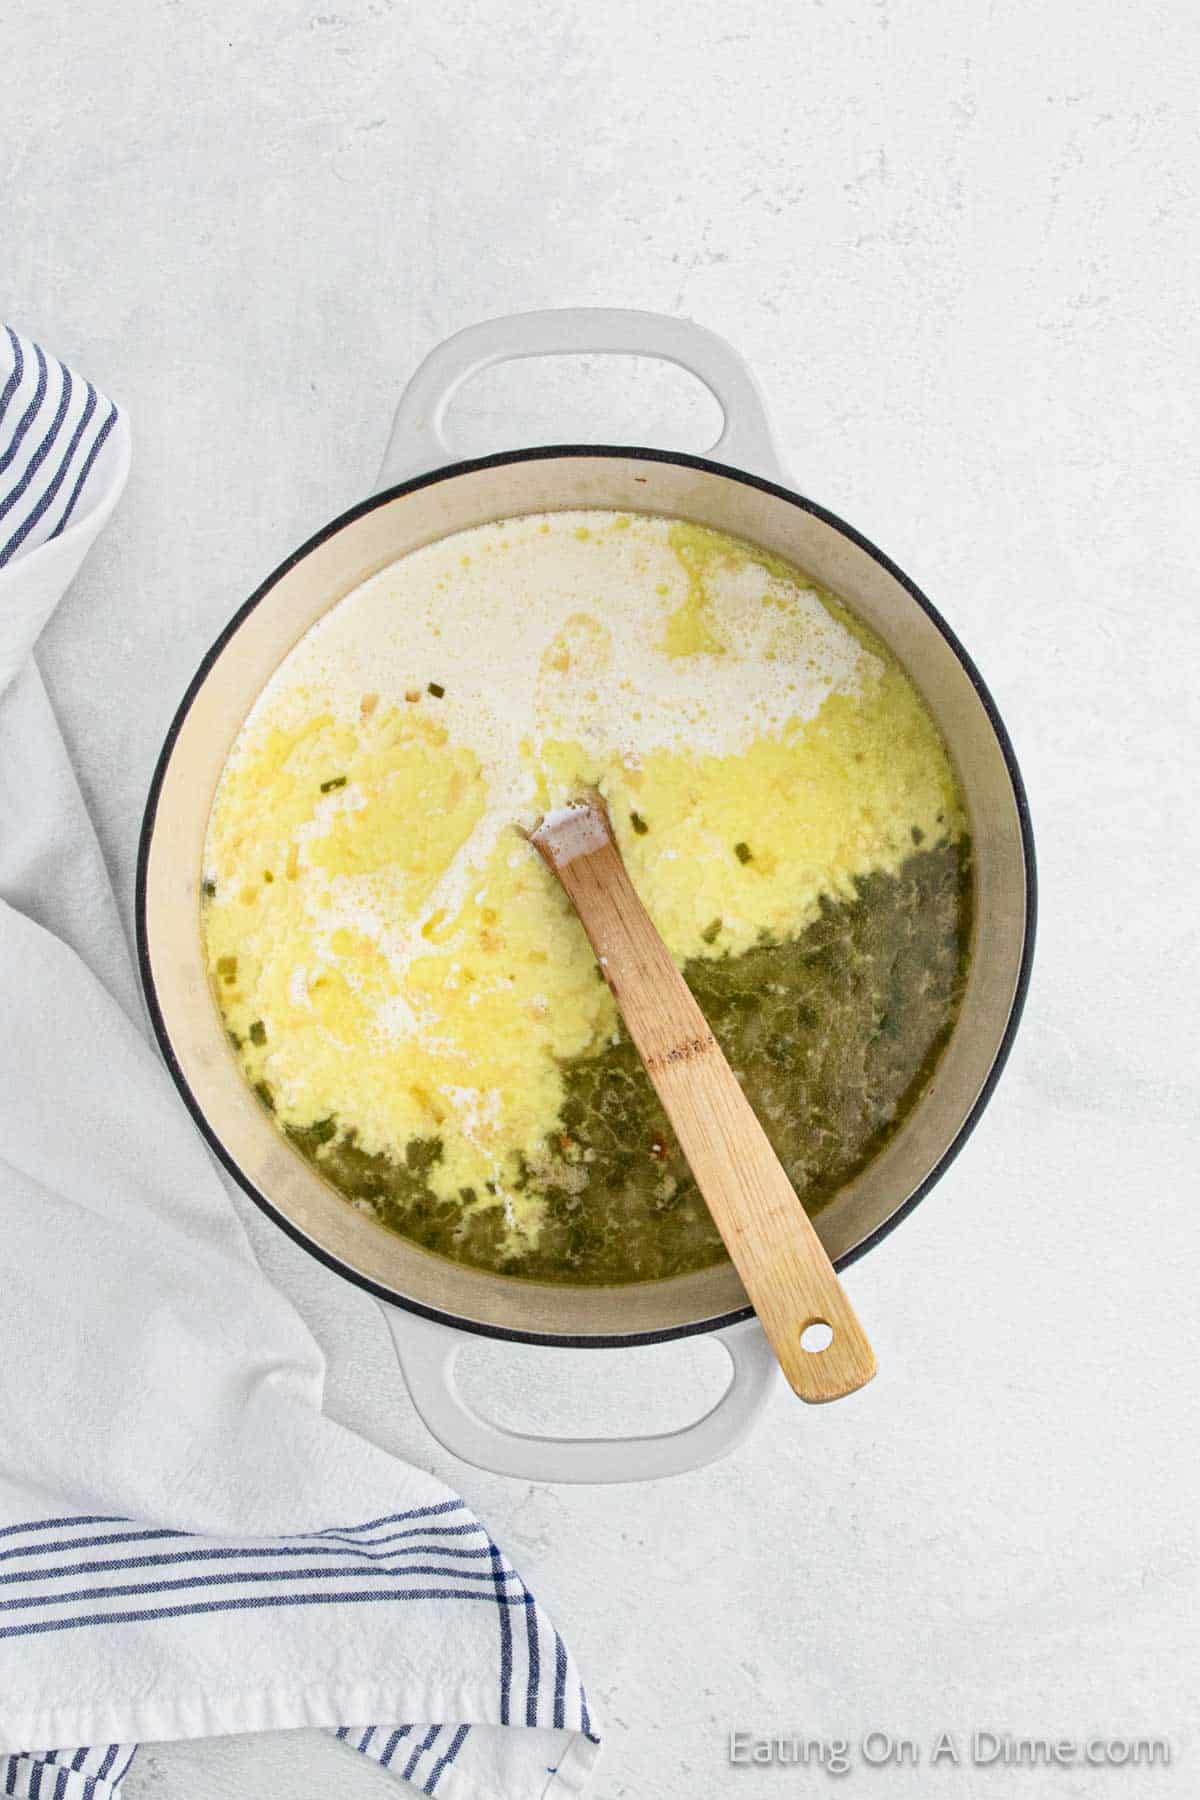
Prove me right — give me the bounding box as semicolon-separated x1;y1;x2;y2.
380;1304;779;1485
376;308;786;488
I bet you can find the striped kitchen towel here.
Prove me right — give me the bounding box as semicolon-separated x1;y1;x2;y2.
0;324;123;570
0;326;599;1800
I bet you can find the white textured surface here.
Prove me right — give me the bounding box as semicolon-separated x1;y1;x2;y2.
4;2;1198;1796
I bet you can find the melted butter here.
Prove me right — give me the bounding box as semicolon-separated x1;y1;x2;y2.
659;523;729;656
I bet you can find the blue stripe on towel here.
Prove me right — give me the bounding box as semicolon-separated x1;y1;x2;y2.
0;1530;489;1575
524;1581;541;1726
0;361;72;525
0;1518;128;1543
378;1726;413;1766
553;1628;568;1729
293;1520;481;1549
46;400;118;542
0;327;24;424
425;1724;470;1793
0;340;47;477
0;1529;187;1563
402;1726;441;1783
488;1541;513;1725
308;1499;465;1537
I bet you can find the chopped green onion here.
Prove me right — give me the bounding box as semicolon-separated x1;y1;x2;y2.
734;841;753;864
248;1020;267;1046
701;918;722;944
630;810;649;835
427;681;445;698
320;775;347;793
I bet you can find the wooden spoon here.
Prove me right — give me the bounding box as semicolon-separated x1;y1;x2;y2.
529;796;876;1404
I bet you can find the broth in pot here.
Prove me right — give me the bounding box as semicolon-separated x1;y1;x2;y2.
202;513;971;1284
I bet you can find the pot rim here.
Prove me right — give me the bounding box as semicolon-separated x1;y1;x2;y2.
136;442;1037;1348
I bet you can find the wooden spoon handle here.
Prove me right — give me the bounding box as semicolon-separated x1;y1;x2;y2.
553;837;876;1403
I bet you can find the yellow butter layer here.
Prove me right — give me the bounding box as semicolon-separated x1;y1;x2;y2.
203;516;966;1244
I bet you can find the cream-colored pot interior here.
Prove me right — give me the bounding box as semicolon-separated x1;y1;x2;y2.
140;450;1032;1343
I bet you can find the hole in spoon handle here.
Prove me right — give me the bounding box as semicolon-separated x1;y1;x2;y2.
800;1319;834;1354
761;1289;876;1404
